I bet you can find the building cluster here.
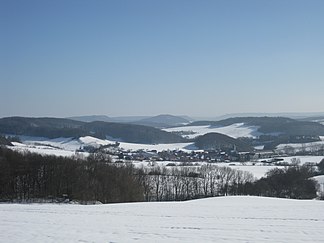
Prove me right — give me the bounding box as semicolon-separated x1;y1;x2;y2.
85;143;284;164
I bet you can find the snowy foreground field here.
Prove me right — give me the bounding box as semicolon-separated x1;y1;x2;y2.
1;196;324;243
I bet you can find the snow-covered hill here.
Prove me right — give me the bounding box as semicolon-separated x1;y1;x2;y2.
1;196;323;243
9;136;198;157
164;123;262;139
276;137;324;153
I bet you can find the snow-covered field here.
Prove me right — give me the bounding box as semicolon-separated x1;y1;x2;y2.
276;139;324;152
0;196;323;243
118;141;198;152
133;155;324;179
276;156;324;165
9;136;199;157
10;135;324;160
10;141;89;158
218;156;324;178
218;163;285;178
133;161;282;179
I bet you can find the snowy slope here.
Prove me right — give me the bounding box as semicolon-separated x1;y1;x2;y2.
276;140;324;152
276;156;324;165
8;136;199;157
19;136;81;150
79;136;115;147
313;175;324;184
0;196;323;243
118;141;198;152
10;142;87;157
8;136;101;157
164;123;261;139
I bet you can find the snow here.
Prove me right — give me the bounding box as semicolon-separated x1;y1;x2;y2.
134;157;324;179
79;136;115;148
18;136;82;151
254;145;265;150
228;156;324;178
276;140;324;152
8;136;118;157
12;135;324;162
7;136;324;179
118;141;199;152
164;123;262;139
275;156;324;165
0;196;323;243
10;142;88;157
78;137;200;153
314;120;324;125
313;175;324;184
216;162;284;179
312;175;324;195
10;136;201;156
137;161;283;179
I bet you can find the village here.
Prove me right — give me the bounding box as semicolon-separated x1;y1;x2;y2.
76;142;321;166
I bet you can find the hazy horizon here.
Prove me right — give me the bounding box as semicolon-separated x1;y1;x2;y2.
1;0;324;118
2;111;324;121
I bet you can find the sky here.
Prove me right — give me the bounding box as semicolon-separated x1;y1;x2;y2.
1;0;324;118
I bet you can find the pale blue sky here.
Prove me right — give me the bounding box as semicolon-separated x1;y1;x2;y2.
1;0;324;118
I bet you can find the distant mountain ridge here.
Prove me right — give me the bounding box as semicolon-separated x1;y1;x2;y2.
68;115;149;123
0;117;185;144
68;114;191;128
133;114;190;128
68;115;113;123
2;116;324;151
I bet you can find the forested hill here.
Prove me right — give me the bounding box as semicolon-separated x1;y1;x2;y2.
69;114;191;128
195;133;253;152
82;121;185;144
0;117;185;144
190;117;324;136
132;114;190;128
0;117;87;138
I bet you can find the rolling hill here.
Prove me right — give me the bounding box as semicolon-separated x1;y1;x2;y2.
82;121;185;144
190;117;324;136
195;132;253;152
132;114;191;128
0;117;185;144
1;196;323;242
69;114;191;128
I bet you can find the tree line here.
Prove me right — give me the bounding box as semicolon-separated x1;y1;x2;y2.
138;165;255;201
0;147;321;203
0;147;143;203
244;165;318;199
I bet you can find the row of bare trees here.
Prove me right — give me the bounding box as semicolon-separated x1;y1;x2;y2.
0;148;143;203
1;147;319;203
138;165;255;201
0;147;256;203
